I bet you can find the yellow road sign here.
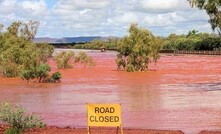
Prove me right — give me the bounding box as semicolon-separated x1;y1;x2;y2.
87;104;122;127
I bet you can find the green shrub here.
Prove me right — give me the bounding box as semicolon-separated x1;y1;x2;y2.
116;23;162;72
0;21;55;80
115;54;126;70
74;52;96;68
5;128;22;134
20;63;51;83
44;71;62;83
20;64;62;83
0;102;45;134
0;62;21;77
54;51;74;69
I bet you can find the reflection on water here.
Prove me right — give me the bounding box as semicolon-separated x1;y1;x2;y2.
0;50;221;134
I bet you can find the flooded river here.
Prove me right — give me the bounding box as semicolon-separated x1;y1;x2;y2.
0;49;221;134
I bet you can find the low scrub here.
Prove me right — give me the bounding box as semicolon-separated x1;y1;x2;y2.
20;64;62;83
0;102;45;134
74;52;96;68
54;51;75;69
54;51;96;69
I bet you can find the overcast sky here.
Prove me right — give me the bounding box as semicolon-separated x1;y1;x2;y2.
0;0;214;38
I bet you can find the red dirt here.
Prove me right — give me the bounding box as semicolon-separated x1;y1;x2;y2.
0;124;185;134
1;50;221;134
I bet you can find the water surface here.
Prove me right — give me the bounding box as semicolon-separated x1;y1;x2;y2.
0;49;221;134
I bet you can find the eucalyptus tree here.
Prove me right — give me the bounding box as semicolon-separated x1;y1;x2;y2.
116;23;162;72
0;21;60;83
188;0;221;35
54;51;75;69
74;51;96;68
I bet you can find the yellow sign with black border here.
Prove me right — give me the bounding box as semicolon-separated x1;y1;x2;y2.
87;104;123;134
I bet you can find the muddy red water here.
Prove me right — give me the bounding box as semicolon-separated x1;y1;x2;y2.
1;49;221;134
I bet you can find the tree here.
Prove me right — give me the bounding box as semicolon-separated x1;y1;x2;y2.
74;52;96;68
188;0;221;35
35;43;54;63
7;20;39;41
21;64;50;83
90;39;106;49
187;29;199;37
0;24;3;32
54;51;75;69
0;21;61;83
21;65;62;83
116;23;162;72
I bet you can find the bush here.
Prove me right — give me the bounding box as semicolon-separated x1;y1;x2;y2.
0;62;21;77
51;71;62;81
35;43;54;62
44;71;62;83
0;102;45;134
0;21;55;80
20;64;62;83
115;54;126;70
20;63;51;83
162;32;221;51
116;23;162;72
196;37;221;50
74;52;96;68
54;51;74;69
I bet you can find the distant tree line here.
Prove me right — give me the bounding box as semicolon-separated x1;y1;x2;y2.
163;30;221;51
72;38;118;50
53;30;221;51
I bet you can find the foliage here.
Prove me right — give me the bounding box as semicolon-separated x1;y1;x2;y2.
0;21;56;81
195;37;221;50
90;39;106;49
53;51;95;69
0;102;45;134
74;52;96;68
116;23;162;72
54;51;75;69
35;43;54;63
50;72;62;82
20;67;36;82
42;72;62;83
35;64;51;83
162;31;221;50
116;54;126;70
0;62;22;77
20;64;51;83
72;38;118;50
188;0;221;35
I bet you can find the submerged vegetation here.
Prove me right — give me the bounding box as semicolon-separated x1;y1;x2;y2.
0;21;61;83
54;51;96;69
74;51;96;68
116;23;162;72
54;51;75;69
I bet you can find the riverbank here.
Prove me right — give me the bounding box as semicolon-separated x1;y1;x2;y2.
2;125;221;134
0;124;185;134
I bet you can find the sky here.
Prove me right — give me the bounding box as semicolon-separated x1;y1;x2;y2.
0;0;214;38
